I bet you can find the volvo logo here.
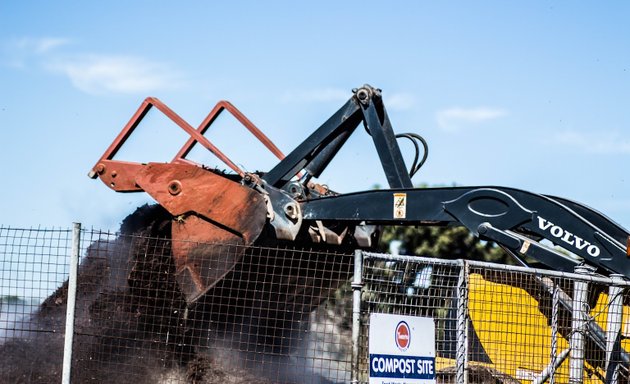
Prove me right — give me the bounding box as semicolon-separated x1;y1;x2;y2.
537;216;600;257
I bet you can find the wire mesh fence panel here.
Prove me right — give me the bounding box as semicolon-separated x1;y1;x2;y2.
0;226;73;383
464;265;630;384
2;219;357;383
359;253;630;384
359;254;462;384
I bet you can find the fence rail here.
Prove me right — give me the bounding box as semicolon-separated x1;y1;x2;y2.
1;225;629;383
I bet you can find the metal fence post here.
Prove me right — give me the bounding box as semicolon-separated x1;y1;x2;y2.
605;274;625;384
351;249;364;384
570;265;591;384
62;223;81;384
456;260;469;384
550;283;559;384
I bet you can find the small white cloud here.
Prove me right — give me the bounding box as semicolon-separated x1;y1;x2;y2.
2;36;71;69
11;37;70;54
552;130;630;154
280;87;348;103
47;55;183;95
436;107;507;132
386;93;415;111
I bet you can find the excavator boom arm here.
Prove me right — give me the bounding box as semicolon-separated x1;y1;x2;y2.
301;186;630;276
90;84;630;304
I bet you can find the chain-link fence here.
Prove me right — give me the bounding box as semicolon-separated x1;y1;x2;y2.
2;225;630;383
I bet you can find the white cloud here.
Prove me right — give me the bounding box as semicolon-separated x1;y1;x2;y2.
280;87;348;103
11;36;71;54
386;93;415;111
47;55;183;95
436;107;507;132
552;130;630;154
3;36;184;95
2;36;71;69
28;37;70;53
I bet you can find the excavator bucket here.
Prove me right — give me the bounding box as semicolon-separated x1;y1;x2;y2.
89;98;282;303
136;163;268;302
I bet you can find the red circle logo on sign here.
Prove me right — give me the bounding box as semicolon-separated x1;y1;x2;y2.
395;321;410;351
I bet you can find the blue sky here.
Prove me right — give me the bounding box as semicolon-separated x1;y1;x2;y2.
1;1;629;231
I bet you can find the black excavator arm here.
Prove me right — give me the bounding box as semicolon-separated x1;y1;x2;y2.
259;84;630;279
90;83;629;300
301;186;629;275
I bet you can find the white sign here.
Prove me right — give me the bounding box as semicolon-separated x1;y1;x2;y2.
368;313;436;384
